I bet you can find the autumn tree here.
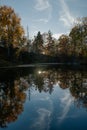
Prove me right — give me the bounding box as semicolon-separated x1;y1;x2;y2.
69;17;87;56
0;78;27;127
58;34;69;56
69;25;82;56
0;6;25;48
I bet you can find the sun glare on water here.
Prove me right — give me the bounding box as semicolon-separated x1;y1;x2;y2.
38;71;42;74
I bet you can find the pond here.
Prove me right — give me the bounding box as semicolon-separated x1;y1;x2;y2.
0;66;87;130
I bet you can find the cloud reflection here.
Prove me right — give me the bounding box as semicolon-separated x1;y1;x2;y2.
31;108;51;130
58;91;74;123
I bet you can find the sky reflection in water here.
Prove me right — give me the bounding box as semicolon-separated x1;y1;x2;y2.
0;67;87;130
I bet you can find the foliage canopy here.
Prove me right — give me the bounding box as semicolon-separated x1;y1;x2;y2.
0;6;25;47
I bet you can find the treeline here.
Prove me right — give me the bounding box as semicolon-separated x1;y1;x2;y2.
0;5;87;65
19;17;87;64
31;17;87;58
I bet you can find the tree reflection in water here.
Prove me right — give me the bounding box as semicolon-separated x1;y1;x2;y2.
0;79;27;128
0;67;87;127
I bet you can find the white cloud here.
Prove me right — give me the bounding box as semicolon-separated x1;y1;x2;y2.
52;33;63;39
34;18;49;23
34;0;52;24
33;30;39;36
35;0;50;11
59;0;75;27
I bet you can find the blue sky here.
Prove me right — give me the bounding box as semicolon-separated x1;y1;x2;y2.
0;0;87;39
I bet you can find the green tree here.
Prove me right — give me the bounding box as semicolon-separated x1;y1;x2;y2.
33;31;43;53
47;30;55;55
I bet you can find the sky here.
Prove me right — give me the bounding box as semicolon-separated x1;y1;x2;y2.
0;0;87;39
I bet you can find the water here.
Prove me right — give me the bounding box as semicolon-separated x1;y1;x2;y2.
0;66;87;130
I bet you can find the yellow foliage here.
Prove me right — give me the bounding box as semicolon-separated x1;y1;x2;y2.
0;6;25;47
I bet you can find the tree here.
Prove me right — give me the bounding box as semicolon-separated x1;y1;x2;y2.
0;6;25;48
69;17;87;57
0;78;27;127
33;31;43;53
58;34;69;56
46;30;55;55
69;25;82;56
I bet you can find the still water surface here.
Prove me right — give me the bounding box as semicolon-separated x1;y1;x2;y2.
0;66;87;130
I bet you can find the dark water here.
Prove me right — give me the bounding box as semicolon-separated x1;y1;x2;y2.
0;66;87;130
